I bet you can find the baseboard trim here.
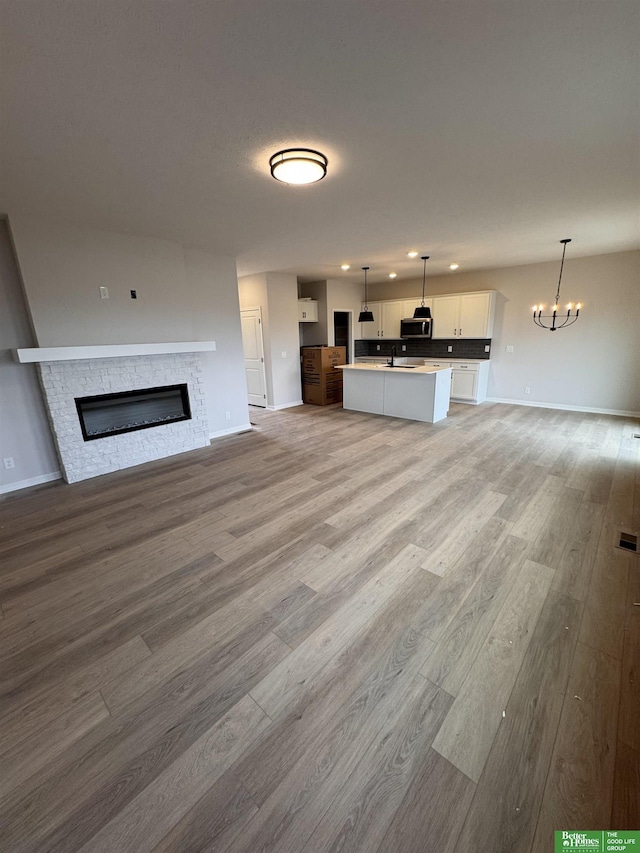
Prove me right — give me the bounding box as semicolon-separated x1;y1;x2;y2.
210;422;253;440
0;471;62;495
486;397;640;418
267;400;304;411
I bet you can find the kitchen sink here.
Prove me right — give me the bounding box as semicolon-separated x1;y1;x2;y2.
378;363;417;368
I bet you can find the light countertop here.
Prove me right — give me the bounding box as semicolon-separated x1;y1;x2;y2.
339;363;450;375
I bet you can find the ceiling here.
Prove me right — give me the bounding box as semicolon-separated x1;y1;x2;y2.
1;0;638;284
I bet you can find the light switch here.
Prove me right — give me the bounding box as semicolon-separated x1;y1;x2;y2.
506;345;514;353
281;351;287;358
99;286;109;299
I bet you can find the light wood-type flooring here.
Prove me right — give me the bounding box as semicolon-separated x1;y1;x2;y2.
1;401;639;852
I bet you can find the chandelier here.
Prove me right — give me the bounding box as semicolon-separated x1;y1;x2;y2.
533;239;582;331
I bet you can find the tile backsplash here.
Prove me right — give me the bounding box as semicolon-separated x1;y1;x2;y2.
354;338;491;359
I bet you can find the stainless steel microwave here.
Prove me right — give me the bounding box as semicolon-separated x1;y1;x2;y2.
400;318;433;338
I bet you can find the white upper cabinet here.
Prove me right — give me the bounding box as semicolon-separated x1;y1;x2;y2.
431;296;459;338
381;301;405;338
358;291;495;340
297;300;319;322
359;300;405;339
459;292;494;337
432;292;495;339
403;298;432;318
359;302;383;339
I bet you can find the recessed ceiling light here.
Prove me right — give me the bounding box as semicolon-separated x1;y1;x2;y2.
407;251;418;258
341;264;350;271
389;273;397;279
449;263;460;270
269;148;328;185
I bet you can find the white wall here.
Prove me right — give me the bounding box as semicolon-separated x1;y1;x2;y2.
265;273;302;408
184;248;250;436
0;219;60;492
368;250;640;415
8;214;250;451
10;215;193;346
298;281;328;348
298;279;363;361
326;279;364;362
238;272;302;409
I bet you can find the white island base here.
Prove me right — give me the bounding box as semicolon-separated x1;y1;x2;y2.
340;363;452;423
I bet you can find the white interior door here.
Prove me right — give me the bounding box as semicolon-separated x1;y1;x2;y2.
240;308;267;407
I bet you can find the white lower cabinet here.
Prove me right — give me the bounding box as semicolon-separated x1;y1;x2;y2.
423;360;490;404
451;367;478;401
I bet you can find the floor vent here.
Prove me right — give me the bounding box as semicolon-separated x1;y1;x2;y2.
618;532;638;553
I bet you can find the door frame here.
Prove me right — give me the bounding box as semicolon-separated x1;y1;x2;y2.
332;309;354;363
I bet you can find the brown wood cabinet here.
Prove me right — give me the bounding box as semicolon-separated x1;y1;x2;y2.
301;346;345;405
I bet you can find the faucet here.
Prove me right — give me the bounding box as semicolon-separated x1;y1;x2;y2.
390;345;396;367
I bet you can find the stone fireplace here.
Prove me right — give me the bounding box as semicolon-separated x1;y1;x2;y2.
14;342;216;484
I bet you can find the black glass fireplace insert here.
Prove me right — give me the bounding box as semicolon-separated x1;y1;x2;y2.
75;384;191;441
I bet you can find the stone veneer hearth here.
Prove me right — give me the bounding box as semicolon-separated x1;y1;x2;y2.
36;353;210;483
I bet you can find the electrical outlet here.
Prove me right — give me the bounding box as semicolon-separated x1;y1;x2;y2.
225;411;231;421
524;386;531;394
99;286;109;299
130;290;137;299
376;345;381;351
402;345;406;351
3;457;15;470
506;345;514;353
484;345;490;353
447;345;453;353
281;351;287;358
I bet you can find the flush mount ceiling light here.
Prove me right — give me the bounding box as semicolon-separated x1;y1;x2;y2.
413;255;432;319
407;251;418;258
449;263;459;270
341;264;350;271
358;267;374;323
389;272;397;279
533;239;582;331
269;148;328;185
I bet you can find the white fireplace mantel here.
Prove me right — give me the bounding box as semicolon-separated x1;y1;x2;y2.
13;341;217;363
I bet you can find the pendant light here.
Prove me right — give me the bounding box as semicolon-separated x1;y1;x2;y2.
413;255;432;319
358;267;374;323
533;239;581;331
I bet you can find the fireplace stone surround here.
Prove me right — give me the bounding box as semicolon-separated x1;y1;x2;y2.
14;343;216;484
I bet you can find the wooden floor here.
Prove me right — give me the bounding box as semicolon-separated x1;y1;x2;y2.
1;400;638;852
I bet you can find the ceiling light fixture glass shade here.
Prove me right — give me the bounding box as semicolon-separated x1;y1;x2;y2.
358;267;374;323
413;255;432;318
533;239;581;331
269;148;328;185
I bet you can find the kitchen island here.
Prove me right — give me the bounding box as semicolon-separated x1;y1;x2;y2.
340;362;452;423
